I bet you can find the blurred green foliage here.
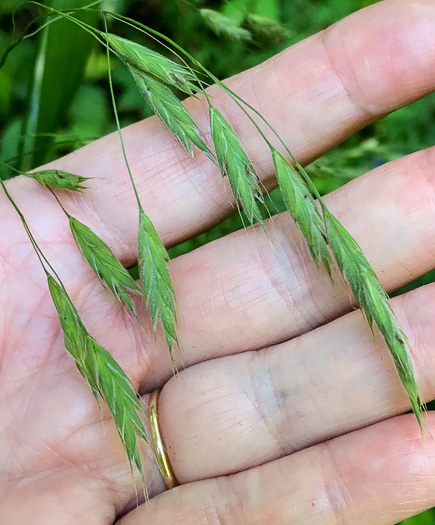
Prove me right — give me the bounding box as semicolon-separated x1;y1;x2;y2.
1;1;435;523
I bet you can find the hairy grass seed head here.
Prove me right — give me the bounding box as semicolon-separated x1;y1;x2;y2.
325;212;424;426
102;32;196;95
26;169;89;191
200;9;252;43
272;148;331;274
132;69;214;162
48;275;149;476
210;104;264;227
243;14;291;48
79;335;150;473
138;209;178;362
69;217;142;315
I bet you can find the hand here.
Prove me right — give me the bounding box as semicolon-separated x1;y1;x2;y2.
2;1;435;523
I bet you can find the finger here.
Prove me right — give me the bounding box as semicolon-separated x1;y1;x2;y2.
14;0;435;262
134;146;435;388
147;282;435;483
118;414;435;525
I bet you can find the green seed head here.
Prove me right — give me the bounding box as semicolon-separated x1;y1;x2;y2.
102;32;196;94
138;209;178;362
28;170;89;191
69;217;142;315
210;105;264;227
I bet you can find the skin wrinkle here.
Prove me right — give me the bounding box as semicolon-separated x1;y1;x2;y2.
319;441;354;525
248;352;287;459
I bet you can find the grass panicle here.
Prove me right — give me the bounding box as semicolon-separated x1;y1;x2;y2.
132;68;214;162
79;335;149;473
138;209;178;363
243;14;291;48
324;212;425;427
69;216;142;315
272;148;331;274
25;169;89;191
47;275;149;476
200;9;252;43
210;104;264;227
102;31;196;95
47;274;88;365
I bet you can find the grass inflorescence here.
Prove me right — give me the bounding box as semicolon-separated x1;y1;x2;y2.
210;104;265;228
1;3;426;489
25;169;90;191
272;148;331;274
138;209;178;364
48;275;150;475
69;216;143;315
0;177;150;485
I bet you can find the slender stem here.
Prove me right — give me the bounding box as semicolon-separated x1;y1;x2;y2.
48;188;71;218
104;15;142;210
27;1;104;44
0;177;47;271
0;177;67;286
0;161;22;175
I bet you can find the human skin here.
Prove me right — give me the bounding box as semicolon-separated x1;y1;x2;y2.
2;0;435;523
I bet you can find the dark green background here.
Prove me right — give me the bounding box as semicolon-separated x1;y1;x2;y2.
1;1;435;523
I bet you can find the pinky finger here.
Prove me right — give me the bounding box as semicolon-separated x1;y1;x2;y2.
117;413;435;525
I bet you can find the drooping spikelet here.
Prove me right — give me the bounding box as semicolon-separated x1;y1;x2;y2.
210;104;264;227
25;169;89;191
69;217;142;315
325;211;424;427
102;32;196;94
47;276;149;475
138;209;178;363
132;69;214;162
272;148;331;274
200;9;252;43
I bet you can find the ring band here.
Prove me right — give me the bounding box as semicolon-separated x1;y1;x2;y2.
149;389;179;489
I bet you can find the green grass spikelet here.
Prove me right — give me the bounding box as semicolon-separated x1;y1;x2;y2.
200;9;252;43
102;32;196;95
79;335;149;474
272;148;331;274
210;104;264;227
69;217;142;315
325;211;425;427
48;275;149;477
138;209;178;362
132;69;214;162
25;169;89;191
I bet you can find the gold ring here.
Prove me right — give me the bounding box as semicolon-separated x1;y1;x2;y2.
149;389;179;490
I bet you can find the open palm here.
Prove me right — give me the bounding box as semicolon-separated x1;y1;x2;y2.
2;1;435;524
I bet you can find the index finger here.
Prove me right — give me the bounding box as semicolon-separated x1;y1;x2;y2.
13;0;435;263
